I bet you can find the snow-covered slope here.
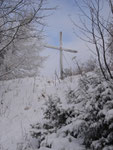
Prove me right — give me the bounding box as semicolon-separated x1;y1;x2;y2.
0;76;85;150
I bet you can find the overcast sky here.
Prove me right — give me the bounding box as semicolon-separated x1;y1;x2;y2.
40;0;109;78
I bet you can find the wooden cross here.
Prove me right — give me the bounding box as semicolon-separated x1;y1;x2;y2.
44;32;77;79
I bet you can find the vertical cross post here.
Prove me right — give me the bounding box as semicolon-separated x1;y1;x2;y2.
60;32;63;79
44;31;78;80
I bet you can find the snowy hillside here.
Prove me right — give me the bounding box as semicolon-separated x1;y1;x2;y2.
0;76;85;150
0;73;113;150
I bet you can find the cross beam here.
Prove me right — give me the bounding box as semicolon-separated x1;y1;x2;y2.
44;32;78;79
44;45;78;53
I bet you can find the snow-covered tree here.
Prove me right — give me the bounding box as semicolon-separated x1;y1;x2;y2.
0;37;45;79
0;0;51;80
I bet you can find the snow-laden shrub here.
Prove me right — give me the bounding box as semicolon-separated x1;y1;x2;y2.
44;96;68;128
30;95;86;149
76;73;113;149
64;72;113;149
30;71;113;150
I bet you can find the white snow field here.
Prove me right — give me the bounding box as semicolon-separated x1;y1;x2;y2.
0;76;85;150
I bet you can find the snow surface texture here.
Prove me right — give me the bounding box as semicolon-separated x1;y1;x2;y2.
0;76;85;150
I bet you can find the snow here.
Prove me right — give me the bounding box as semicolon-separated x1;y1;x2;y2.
41;135;85;150
105;109;113;122
0;75;84;150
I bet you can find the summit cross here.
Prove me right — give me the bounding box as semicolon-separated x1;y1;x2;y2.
44;32;78;79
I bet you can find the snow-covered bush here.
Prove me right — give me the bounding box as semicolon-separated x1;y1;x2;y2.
30;71;113;150
30;96;78;148
77;73;113;149
30;93;88;150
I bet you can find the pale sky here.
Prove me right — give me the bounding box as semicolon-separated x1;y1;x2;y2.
40;0;109;78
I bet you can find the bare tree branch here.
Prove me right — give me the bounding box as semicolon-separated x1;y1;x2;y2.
73;0;113;80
